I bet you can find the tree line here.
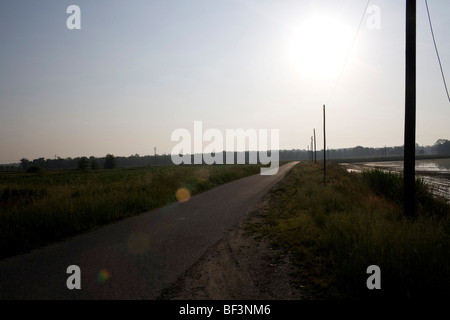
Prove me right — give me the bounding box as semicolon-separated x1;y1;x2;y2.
16;154;118;172
1;139;449;171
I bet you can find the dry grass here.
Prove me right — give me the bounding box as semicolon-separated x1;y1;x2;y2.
250;161;450;299
0;164;263;260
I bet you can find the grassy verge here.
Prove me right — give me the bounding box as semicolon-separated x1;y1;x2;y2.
0;164;263;260
248;161;450;299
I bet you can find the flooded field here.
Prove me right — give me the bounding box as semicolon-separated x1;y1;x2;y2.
341;158;450;201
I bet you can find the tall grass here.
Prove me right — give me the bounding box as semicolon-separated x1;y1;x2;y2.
252;162;450;299
0;164;262;260
362;169;449;219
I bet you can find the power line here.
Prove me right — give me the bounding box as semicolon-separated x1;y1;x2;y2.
327;0;371;104
425;0;450;103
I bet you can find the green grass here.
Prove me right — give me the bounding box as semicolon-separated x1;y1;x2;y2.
248;161;450;299
0;164;264;260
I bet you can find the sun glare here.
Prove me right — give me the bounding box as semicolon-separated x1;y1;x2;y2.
290;15;355;79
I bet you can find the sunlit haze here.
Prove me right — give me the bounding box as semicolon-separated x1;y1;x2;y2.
1;0;449;164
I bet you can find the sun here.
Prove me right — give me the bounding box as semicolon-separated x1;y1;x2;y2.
290;15;355;79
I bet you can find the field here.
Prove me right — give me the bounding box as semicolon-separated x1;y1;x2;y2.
247;161;450;299
3;161;449;300
0;164;264;260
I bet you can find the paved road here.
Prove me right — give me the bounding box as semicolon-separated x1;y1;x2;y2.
0;162;298;299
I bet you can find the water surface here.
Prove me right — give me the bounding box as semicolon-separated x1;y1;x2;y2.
341;158;450;201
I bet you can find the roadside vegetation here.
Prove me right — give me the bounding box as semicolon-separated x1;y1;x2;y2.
0;164;263;260
249;161;450;299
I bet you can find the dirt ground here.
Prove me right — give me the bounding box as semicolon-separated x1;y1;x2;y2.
157;194;304;300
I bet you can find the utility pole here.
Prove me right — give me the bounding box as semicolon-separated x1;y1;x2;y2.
154;147;157;166
313;129;317;163
323;105;326;185
404;0;416;218
310;136;314;162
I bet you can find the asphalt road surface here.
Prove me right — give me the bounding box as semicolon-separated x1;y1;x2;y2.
0;162;298;299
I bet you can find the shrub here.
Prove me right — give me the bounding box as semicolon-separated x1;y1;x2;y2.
26;166;42;173
104;154;116;169
77;157;89;170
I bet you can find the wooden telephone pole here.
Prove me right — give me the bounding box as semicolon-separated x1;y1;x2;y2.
313;129;317;163
323;105;326;185
404;0;416;217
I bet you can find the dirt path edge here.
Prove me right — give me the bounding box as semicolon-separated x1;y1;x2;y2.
157;190;304;300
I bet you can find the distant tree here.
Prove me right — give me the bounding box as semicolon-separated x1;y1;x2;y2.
20;158;30;170
77;157;89;170
435;139;448;146
352;146;366;158
90;157;99;170
104;154;116;169
436;140;450;155
32;158;46;168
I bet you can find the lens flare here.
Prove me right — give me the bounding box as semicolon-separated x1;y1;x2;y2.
96;268;111;284
176;188;191;203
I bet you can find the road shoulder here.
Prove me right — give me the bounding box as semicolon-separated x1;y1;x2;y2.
157;191;304;300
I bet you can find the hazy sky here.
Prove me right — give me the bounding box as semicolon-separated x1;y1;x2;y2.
1;0;449;163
